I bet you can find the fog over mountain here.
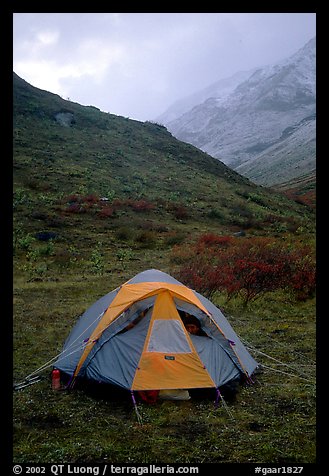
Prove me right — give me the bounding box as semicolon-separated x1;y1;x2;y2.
157;37;316;186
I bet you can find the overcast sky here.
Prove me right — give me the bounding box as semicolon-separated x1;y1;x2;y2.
13;13;316;122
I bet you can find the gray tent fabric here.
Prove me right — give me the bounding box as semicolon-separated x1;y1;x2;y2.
85;310;153;388
127;269;181;285
55;269;258;391
57;295;156;377
190;335;241;387
194;292;257;376
55;287;120;375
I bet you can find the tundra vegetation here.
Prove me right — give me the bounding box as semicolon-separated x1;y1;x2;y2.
12;74;316;464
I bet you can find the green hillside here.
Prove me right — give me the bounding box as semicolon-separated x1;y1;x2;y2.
13;72;314;271
13;73;316;464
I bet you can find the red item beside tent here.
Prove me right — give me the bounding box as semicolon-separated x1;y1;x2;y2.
138;390;159;404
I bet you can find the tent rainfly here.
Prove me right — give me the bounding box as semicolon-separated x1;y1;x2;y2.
54;269;258;397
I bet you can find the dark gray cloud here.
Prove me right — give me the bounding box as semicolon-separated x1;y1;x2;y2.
13;13;316;121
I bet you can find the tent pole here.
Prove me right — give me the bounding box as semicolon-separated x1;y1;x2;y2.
65;365;79;390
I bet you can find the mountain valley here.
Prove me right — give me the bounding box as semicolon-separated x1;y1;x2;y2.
157;37;316;191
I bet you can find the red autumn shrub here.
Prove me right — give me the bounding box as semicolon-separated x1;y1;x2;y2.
83;193;99;204
177;259;223;300
98;207;115;218
287;247;316;300
196;233;233;253
171;204;189;220
66;203;86;214
129;200;156;212
175;234;315;305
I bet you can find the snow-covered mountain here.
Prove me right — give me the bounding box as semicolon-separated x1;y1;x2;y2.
156;68;257;124
236;113;316;186
157;37;316;186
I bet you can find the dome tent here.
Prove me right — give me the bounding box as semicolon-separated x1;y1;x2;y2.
54;269;258;397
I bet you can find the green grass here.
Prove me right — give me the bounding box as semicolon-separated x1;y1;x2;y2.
13;268;316;464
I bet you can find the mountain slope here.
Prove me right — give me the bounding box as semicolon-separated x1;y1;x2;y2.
272;170;316;209
159;37;316;186
236;113;316;186
13;72;314;261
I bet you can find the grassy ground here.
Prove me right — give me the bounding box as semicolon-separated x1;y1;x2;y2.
13;263;316;464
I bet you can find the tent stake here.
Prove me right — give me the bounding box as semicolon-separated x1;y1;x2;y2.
131;391;143;424
13;375;41;391
214;387;220;409
217;388;235;421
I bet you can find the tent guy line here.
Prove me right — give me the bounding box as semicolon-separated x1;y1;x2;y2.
13;310;106;387
242;340;315;381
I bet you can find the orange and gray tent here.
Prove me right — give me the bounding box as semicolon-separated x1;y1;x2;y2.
54;269;258;392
